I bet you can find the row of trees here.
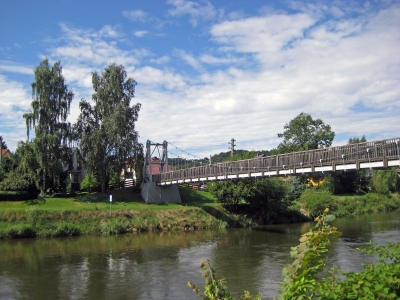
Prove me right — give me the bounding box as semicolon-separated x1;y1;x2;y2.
0;58;142;195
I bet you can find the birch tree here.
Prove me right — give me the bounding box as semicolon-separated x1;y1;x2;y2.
75;63;141;193
23;58;73;194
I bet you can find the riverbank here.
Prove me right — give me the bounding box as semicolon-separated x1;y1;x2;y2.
295;189;400;219
1;187;400;239
0;187;251;239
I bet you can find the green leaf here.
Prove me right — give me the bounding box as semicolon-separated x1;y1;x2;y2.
323;214;336;222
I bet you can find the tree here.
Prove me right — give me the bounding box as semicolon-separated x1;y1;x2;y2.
274;112;335;154
80;173;99;193
23;58;74;194
0;136;7;150
348;135;367;144
371;169;399;194
208;180;250;210
245;178;290;222
75;63;141;193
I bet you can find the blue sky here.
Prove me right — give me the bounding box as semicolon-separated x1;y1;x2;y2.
1;0;399;160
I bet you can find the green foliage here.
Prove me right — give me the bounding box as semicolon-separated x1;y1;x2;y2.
101;219;129;235
299;188;336;218
0;170;30;191
190;209;400;299
322;136;370;195
52;222;81;237
287;176;306;201
209;178;291;223
14;141;41;191
109;170;123;187
324;171;370;195
273;112;335;154
348;135;367;144
245;178;290;222
80;173;99;192
371;169;399;194
0;153;16;182
134;149;144;189
23;58;74;194
74;63;141;193
208;180;249;210
0;136;7;149
188;259;261;300
280;208;340;299
318;242;400;299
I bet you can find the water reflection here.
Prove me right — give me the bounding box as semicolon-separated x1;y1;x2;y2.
0;209;399;299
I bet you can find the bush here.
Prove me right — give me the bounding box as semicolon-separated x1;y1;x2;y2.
208;180;249;210
81;173;99;193
245;178;290;223
0;190;38;201
371;169;399;194
300;188;336;218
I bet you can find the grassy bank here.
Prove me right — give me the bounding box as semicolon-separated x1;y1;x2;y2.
1;186;399;239
296;190;400;219
0;187;252;239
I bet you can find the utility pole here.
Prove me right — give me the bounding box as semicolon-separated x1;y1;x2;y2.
229;138;236;157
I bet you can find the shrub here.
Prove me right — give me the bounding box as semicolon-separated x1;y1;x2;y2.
80;173;99;193
371;169;399;194
208;180;249;210
300;188;335;218
245;178;290;223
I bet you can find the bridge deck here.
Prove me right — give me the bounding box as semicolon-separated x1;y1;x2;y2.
159;137;400;186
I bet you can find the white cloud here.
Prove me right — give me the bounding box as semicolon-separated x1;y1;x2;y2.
167;0;216;26
0;75;32;150
51;24;139;67
3;3;400;157
122;10;149;22
0;61;33;74
174;49;202;70
199;54;244;65
134;30;149;37
150;56;170;64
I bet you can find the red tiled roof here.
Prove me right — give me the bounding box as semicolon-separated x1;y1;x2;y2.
1;149;10;158
148;157;172;175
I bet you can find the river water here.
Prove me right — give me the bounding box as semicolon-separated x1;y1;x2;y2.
0;209;399;300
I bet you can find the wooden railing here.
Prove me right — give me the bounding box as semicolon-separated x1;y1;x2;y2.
160;137;400;185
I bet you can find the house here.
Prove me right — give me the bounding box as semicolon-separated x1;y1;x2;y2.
145;157;172;182
1;148;11;162
66;151;139;191
66;149;86;191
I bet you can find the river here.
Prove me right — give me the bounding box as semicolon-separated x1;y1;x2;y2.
0;209;399;299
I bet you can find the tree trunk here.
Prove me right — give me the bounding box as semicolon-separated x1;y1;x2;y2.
101;172;106;194
41;169;46;195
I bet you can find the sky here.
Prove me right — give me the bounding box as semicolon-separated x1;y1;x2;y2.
0;0;399;160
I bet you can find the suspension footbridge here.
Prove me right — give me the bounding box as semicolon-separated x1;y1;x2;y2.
141;137;400;203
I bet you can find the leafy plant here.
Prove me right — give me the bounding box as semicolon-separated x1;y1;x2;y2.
280;208;340;299
188;259;261;300
80;173;99;193
190;209;400;299
299;188;336;218
371;169;399;194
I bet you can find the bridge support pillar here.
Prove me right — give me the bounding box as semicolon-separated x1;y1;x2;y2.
141;182;182;204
